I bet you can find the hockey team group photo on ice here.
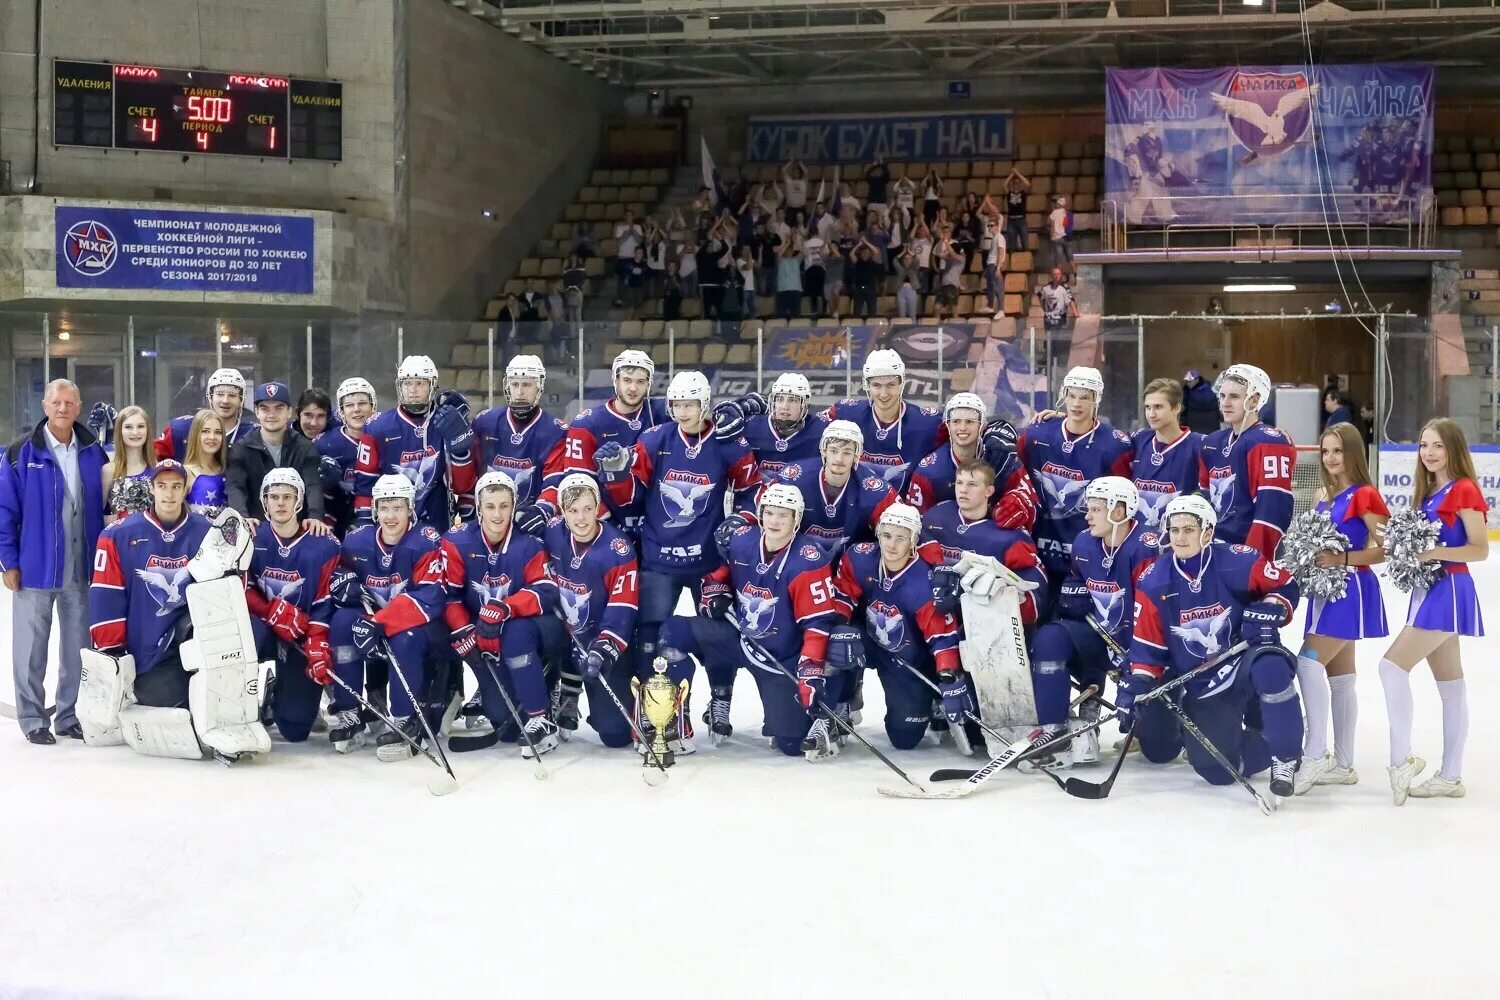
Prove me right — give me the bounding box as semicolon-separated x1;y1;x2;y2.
2;348;1483;808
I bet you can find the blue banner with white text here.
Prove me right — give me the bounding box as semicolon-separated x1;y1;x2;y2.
746;111;1013;164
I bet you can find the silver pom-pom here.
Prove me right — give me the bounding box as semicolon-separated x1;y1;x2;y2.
1276;509;1350;602
111;476;152;515
1382;507;1443;593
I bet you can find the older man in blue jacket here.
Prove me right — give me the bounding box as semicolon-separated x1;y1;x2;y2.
0;379;108;743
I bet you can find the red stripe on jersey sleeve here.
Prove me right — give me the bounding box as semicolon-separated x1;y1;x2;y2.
91;533;125;589
604;560;640;610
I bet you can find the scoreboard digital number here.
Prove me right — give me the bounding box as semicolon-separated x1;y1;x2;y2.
53;60;342;161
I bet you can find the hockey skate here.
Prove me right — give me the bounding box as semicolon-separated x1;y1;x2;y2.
376;716;423;762
703;687;733;745
1268;757;1299;799
1408;773;1465;799
1387;754;1426;806
329;708;369;754
554;689;581;736
1294;752;1359;794
801;717;840;762
461;693;489;732
1017;724;1072;773
1070;701;1101;765
520;715;560;759
929;701;953;747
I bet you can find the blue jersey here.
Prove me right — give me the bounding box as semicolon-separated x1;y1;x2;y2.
355;407;478;532
554;398;672;525
315;427;363;535
833;542;960;672
742;412;828;484
1064;523;1161;651
542;519;639;650
607;423;760;575
1128;427;1204;531
154;410;255;462
1018;417;1132;574
472;406;567;510
775;460;897;560
89;510;213;672
1198;421;1296;553
1128;541;1298;681
246;522;341;633
711;526;842;666
339;522;447;635
822;398;946;494
440;521;557;633
920;500;1048;623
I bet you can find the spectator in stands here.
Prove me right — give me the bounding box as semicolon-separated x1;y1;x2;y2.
562;254;588;325
955;209;979;272
783;159;809;226
898;275;919;320
755;181;783;220
850;240;882;319
1048;196;1074;274
546;281;567;359
295;389;331;440
893;170;917;222
678;238;699;299
735;247;758;321
1323;388;1354;430
832;217;859;304
496;293;520;351
518;287;547;329
624;246;648;320
691;187;716;239
935;236;964;320
571;222;597;259
1005;169;1030;252
803;228;828;317
1359;402;1376;445
756;218;781;299
1181;370;1220;434
613;210;644;306
663;261;684;322
863;216;891;281
770;206;792;245
698;219;735;320
810;199;836;244
866;155;891;225
776;237;804;321
836;182;862;221
982;213;1006;316
908;221;933;305
1034;267;1078;331
922;169;944;226
666;207;688;244
645;226;668;297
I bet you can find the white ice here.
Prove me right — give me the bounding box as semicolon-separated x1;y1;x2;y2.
0;570;1492;999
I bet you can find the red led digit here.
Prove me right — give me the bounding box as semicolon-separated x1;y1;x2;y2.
196;131;210;149
268;126;276;150
142;118;158;142
186;95;233;123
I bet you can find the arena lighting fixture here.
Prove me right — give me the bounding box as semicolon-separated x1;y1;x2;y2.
1222;282;1296;292
1243;0;1265;6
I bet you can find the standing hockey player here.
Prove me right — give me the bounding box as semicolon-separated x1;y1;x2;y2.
823;349;945;493
354;355;477;532
771;419;898;559
1025;477;1159;770
542;473;642;748
832;503;964;752
1129;378;1205;531
1019;366;1132;592
440;470;561;758
1198;363;1296;552
712;372;828;483
330;474;449;759
154;367;256;461
242;469;341;743
908;391;1036;530
471;355;567;536
316;377;378;537
1120;494;1304;798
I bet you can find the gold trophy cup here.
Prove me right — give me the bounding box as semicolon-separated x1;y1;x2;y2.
632;657;688;768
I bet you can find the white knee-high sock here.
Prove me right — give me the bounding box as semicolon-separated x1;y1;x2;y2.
1328;674;1358;768
1435;678;1468;780
1378;658;1413;768
1296;656;1330;759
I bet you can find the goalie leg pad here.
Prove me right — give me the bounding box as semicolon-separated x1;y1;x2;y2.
180;576;272;756
77;649;136;747
120;705;203;759
960;587;1037;732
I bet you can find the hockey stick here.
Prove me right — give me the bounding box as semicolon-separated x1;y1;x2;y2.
879;643;1248;799
360;598;459;792
924;684;1099;788
458;649;548;780
730;618;926;793
565;632;671;786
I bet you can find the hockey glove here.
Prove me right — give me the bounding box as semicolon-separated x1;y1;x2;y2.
451;623;478;659
991;478;1036;531
825;625;867;673
319;455;343;490
303;633;334;686
931;567;963;614
699;580;734;620
937;670;977;725
981;417;1018;455
329;570;363;609
1057;580;1092;620
795;658;828;716
266;597;310;643
713;512;755;562
1238;600;1287;647
349;616;384;659
514;503;551;539
1113;670;1157;732
583;638;619;680
594;441;632;474
429;402;471;445
476;600;511;653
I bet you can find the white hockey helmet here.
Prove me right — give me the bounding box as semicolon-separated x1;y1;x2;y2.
475;470;518;505
335;377;378;410
1085;476;1139;522
666;370;712;408
370;473;416;519
769;372;813;403
396;355;440;408
757;482;806;532
944;391;987;424
877;501;924;544
206;367;248;396
820;419;864;456
1061;366;1105;400
557;472;601;510
1214;363;1272;411
505;354;547;384
1163;493;1217;535
863;348;906;383
259;467;305;513
612;349;655;380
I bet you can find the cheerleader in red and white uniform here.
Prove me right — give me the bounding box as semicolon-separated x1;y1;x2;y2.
1295;422;1389;794
1380;418;1488;804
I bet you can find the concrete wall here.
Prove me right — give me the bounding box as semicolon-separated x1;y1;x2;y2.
404;2;620;318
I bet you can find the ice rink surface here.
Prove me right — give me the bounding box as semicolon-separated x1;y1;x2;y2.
0;570;1491;1000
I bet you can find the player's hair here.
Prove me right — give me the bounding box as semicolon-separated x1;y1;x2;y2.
298;388;331;417
184;409;227;475
955;458;996;488
109;405;154;482
560;483;598;512
1142;377;1183;413
1413;417;1477;504
1318;422;1373;499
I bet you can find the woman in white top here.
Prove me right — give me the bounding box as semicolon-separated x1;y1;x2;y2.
893;172;917;215
782;159;809;215
922;170;944;226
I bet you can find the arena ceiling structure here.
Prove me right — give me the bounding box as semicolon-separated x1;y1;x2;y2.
451;0;1500;89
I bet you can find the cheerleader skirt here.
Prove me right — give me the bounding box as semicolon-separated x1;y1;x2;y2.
1407;569;1484;637
1305;568;1389;640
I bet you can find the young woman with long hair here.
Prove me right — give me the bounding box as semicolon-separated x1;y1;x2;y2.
183;409;229;514
1379;417;1487;803
102;405;154;521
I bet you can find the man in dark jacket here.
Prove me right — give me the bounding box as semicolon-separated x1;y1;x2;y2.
226;382;329;533
1182;369;1221;434
0;379;108;743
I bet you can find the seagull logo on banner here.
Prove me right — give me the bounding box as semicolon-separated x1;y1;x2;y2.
1211;73;1318;160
